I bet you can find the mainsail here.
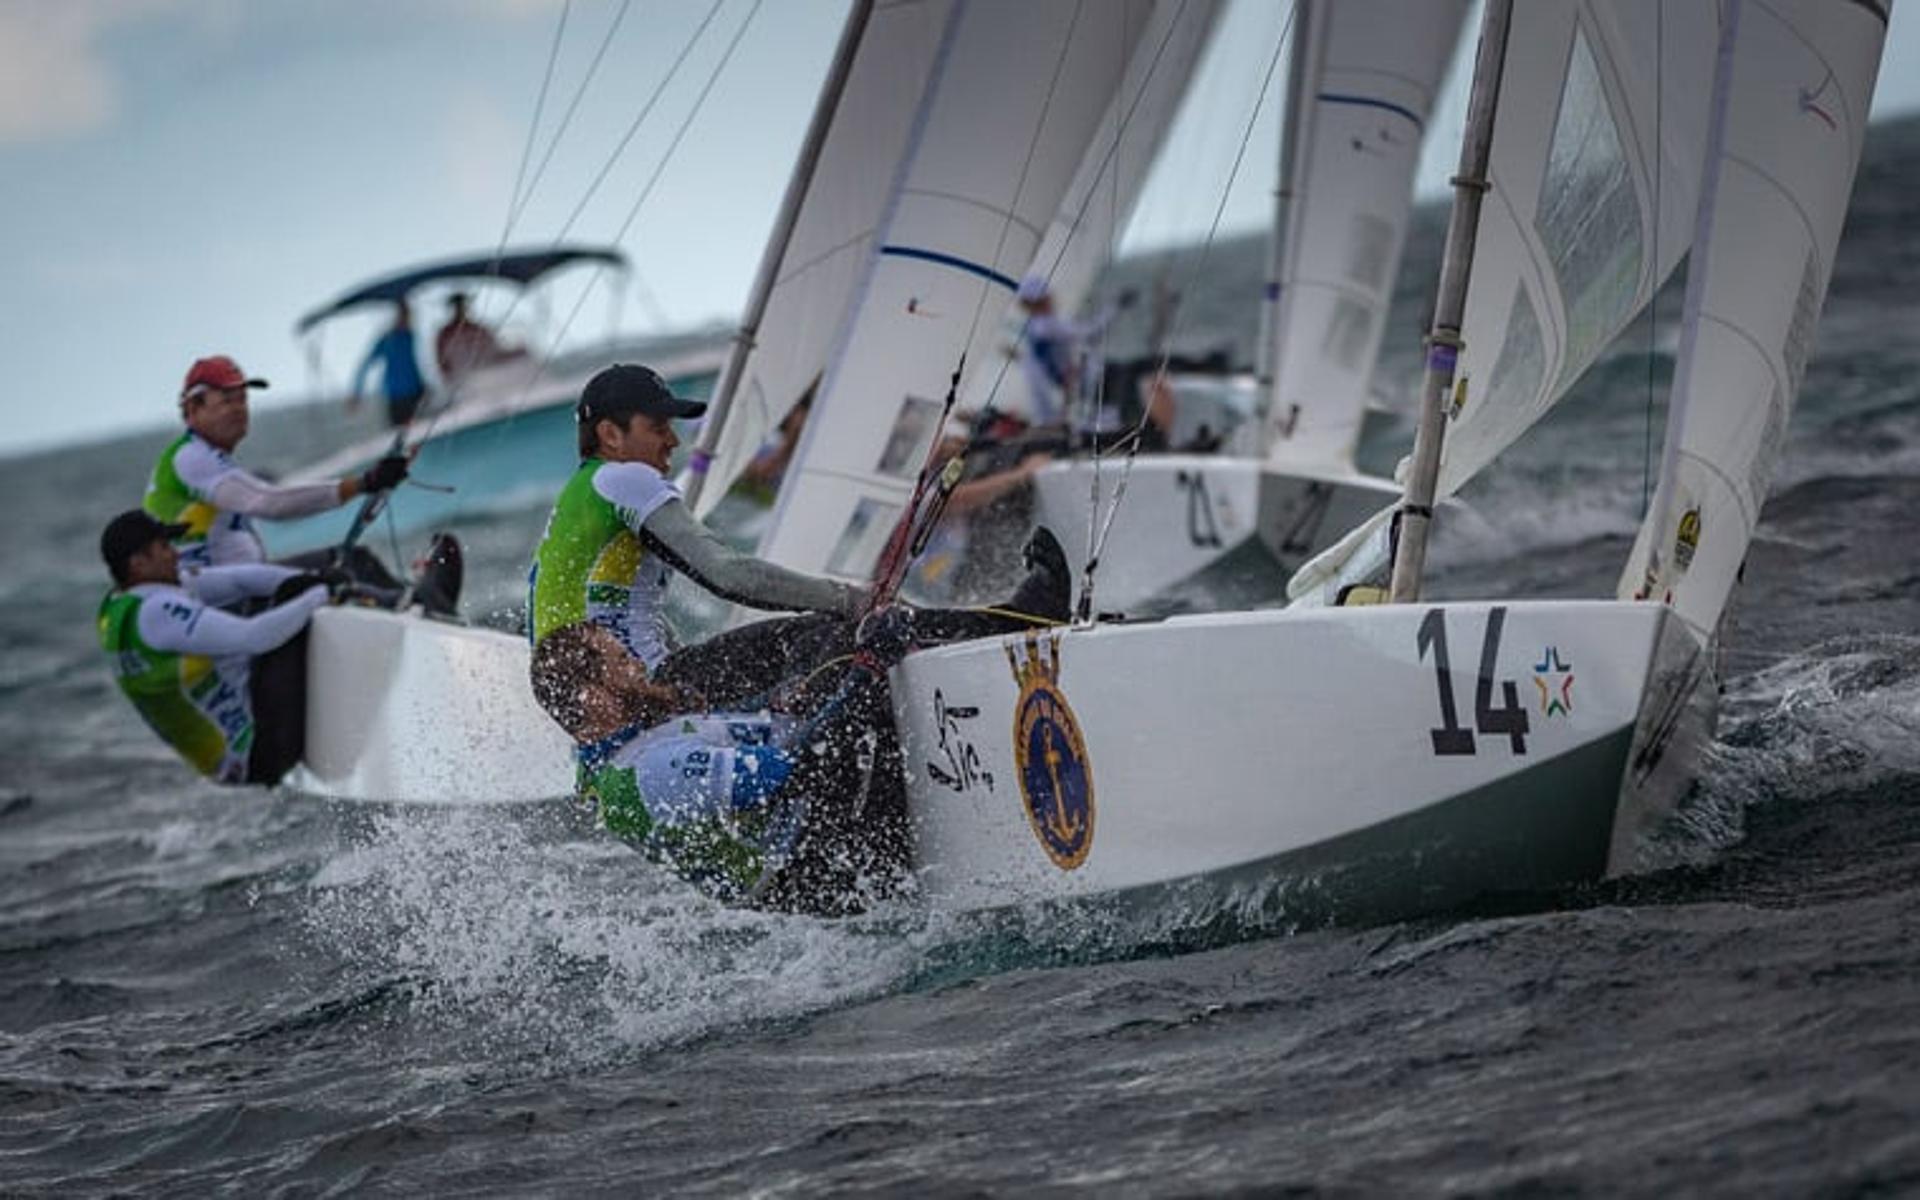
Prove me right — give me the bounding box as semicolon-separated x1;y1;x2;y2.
1620;0;1889;639
1290;0;1723;602
686;0;946;520
1262;0;1468;469
754;0;1219;581
975;0;1220;361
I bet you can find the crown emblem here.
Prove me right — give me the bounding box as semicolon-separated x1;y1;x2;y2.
1005;632;1061;691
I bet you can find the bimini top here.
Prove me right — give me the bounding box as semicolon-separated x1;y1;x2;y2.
294;245;626;333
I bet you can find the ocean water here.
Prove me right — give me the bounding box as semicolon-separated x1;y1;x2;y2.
5;117;1920;1196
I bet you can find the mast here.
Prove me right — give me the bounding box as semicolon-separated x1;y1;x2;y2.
1254;0;1314;399
681;0;875;511
1386;0;1512;603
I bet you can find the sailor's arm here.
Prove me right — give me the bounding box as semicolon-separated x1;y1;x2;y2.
183;563;303;608
138;585;328;658
639;501;864;616
206;456;409;517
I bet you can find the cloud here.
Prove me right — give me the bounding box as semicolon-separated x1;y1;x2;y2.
0;0;189;144
437;86;523;212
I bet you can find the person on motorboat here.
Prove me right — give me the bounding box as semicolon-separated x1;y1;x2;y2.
350;300;429;428
434;291;525;385
144;354;457;612
96;509;345;787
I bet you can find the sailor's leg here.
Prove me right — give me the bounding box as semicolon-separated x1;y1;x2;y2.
652;612;853;710
244;629;309;785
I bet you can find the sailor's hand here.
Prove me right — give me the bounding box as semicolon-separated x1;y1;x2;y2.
855;603;918;663
316;564;357;600
278;571;345;605
359;453;411;494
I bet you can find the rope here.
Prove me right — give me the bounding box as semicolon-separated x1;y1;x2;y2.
1077;2;1295;622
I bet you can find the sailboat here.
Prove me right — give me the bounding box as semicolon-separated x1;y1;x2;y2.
748;0;1888;917
1019;0;1470;614
297;0;1889;935
295;0;1222;805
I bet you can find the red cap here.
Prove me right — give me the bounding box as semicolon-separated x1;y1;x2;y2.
181;355;269;399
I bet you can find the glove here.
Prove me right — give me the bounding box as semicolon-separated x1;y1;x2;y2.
358;453;410;494
855;603;918;665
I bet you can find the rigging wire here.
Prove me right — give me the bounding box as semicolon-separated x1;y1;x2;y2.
504;0;765;410
951;0;1090;366
1082;1;1138;599
1077;0;1295;621
1642;0;1665;518
506;0;637;234
400;0;730;461
967;0;1196;421
499;0;572;258
541;0;728;266
870;0;1195;610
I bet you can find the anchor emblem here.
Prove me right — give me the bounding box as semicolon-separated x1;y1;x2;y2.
1006;633;1095;870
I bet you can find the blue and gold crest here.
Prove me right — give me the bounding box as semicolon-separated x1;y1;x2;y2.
1005;633;1094;870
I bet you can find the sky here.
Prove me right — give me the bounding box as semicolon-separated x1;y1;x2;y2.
2;0;1917;457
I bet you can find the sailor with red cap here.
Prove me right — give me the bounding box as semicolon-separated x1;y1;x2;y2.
145;354;412;572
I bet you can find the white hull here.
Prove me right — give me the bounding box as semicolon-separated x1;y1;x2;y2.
892;599;1702;919
289;606;574;805
1029;456;1400;612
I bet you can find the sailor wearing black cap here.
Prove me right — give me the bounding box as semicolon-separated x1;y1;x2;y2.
96;509;337;786
527;363;866;739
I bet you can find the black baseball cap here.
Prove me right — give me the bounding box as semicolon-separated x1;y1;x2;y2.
577;363;708;427
101;509;188;584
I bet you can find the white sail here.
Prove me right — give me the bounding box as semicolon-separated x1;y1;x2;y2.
958;0;1220;419
1620;0;1888;639
1289;0;1723;602
1262;0;1469;469
687;0;954;519
758;0;1209;581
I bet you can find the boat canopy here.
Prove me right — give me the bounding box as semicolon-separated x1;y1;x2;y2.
294;245;626;333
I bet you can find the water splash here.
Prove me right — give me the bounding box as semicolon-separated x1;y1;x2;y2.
302;803;949;1057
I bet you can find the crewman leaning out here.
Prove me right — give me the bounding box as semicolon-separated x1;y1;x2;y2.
97;510;341;786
